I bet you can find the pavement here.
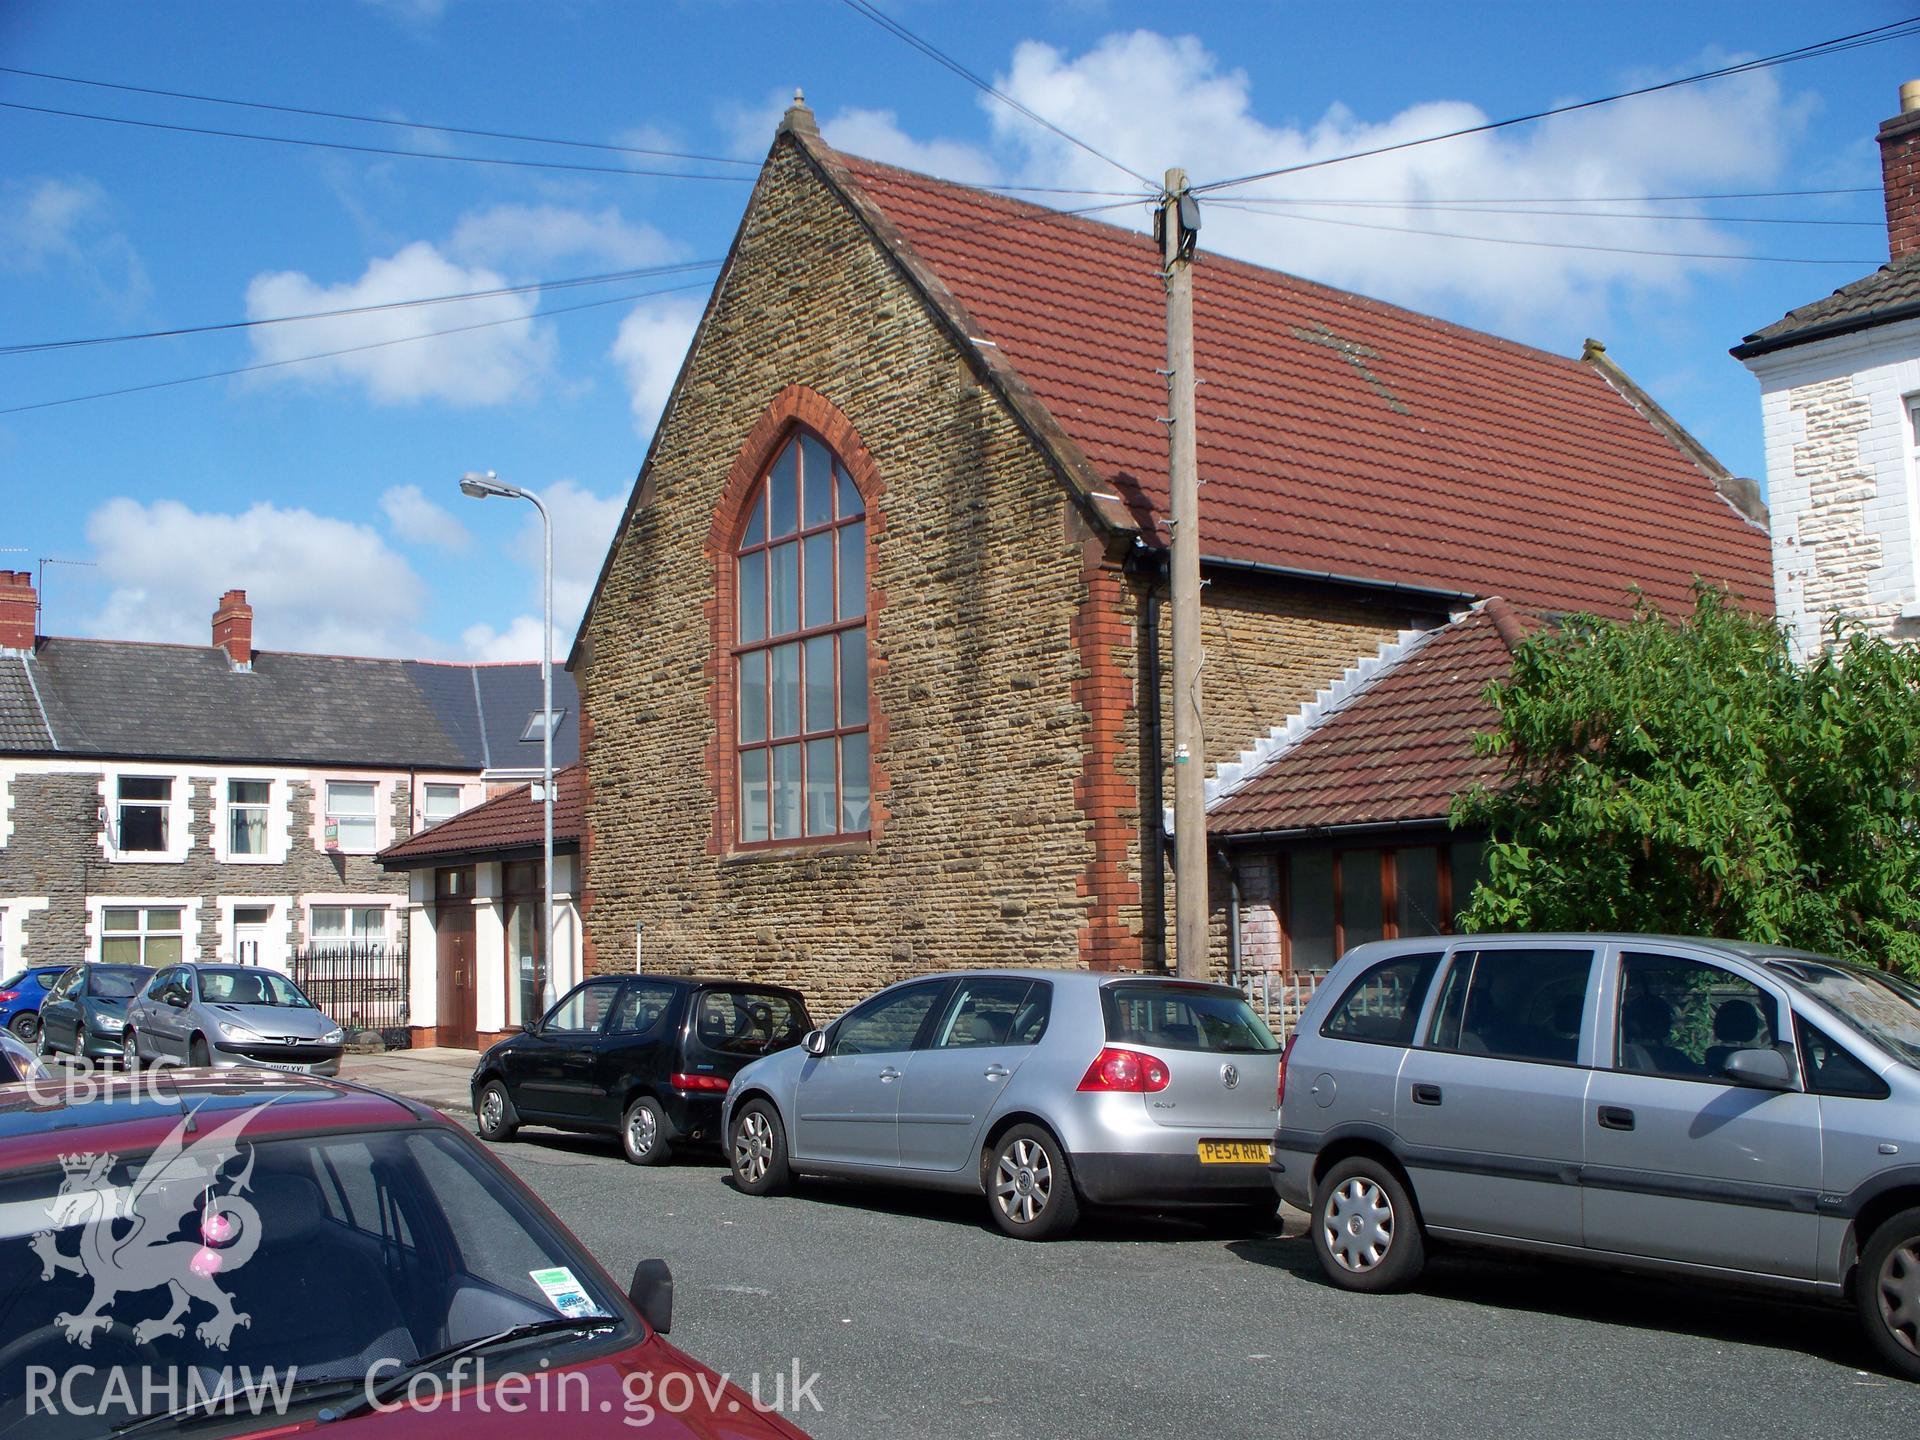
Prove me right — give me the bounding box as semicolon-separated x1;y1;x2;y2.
339;1046;478;1114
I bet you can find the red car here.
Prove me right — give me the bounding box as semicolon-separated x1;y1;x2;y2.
0;1070;814;1438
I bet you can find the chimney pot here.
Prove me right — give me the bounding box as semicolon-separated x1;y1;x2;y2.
212;589;254;669
0;571;36;652
1903;79;1920;115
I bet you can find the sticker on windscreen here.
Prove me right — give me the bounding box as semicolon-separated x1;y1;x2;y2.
530;1266;611;1319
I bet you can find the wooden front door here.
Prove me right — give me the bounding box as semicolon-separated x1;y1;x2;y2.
435;902;477;1049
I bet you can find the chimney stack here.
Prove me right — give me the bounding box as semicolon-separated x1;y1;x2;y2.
1881;80;1920;262
0;572;36;653
212;589;254;669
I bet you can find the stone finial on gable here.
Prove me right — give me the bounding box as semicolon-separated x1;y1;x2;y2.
779;88;818;139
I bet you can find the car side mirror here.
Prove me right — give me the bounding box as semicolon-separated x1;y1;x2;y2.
627;1258;672;1335
521;1017;538;1034
803;1028;828;1057
1723;1047;1793;1091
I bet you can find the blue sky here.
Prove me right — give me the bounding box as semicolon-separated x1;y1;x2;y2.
2;0;1913;658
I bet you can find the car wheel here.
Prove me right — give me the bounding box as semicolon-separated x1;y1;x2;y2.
987;1124;1080;1241
188;1035;210;1068
1858;1205;1920;1381
476;1080;520;1142
1311;1157;1425;1292
621;1097;672;1166
8;1012;38;1045
74;1022;89;1062
728;1099;791;1196
121;1031;139;1070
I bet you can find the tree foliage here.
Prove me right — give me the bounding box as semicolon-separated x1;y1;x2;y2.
1452;585;1920;976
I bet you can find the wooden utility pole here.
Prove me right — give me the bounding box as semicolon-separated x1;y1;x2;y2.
1160;167;1207;979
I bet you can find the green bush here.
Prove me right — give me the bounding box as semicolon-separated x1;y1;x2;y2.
1452;585;1920;976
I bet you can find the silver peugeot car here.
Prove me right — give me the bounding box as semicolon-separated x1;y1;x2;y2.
1271;934;1920;1380
721;969;1281;1239
123;961;346;1075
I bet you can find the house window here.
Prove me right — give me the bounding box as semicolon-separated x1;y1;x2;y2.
521;710;567;742
325;782;378;852
1283;842;1488;973
733;430;869;845
101;906;183;966
423;784;462;824
116;777;171;853
226;780;271;857
309;905;387;950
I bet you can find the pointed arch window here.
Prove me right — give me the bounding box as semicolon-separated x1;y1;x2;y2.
733;430;869;845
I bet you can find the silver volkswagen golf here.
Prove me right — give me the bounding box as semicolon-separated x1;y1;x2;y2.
1271;934;1920;1380
722;970;1281;1239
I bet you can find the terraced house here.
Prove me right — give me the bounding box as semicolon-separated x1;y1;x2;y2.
570;97;1773;1018
0;577;580;1043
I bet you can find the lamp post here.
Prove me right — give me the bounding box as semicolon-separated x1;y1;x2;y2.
459;470;557;1013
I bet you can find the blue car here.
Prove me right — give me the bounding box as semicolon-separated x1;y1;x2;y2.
0;966;71;1045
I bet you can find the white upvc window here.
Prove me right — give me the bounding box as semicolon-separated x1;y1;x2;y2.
1906;395;1920;615
423;784;463;824
227;780;271;857
101;770;192;864
308;904;388;950
101;904;185;967
324;781;379;853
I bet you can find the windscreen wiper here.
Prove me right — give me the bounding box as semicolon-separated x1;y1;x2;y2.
317;1316;619;1422
111;1375;364;1437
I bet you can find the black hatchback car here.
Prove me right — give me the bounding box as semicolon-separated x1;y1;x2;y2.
472;975;811;1164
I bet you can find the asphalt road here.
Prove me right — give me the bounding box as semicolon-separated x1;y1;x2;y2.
485;1128;1920;1440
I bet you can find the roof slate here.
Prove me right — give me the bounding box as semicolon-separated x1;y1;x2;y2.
377;763;584;866
1207;606;1516;837
1733;257;1920;358
823;147;1772;619
0;659;54;753
1;639;579;769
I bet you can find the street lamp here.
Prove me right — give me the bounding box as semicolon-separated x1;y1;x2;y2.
458;470;558;1014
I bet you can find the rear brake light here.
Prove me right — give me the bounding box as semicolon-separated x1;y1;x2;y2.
0;992;15;1005
670;1072;729;1093
1077;1047;1171;1093
1276;1034;1298;1109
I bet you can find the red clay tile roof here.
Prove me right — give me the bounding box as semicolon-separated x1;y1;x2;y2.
377;763;584;866
829;150;1772;619
1207;606;1516;837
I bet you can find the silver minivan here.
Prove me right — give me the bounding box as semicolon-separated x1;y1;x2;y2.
1271;935;1920;1380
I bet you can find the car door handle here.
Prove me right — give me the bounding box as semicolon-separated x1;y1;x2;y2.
983;1065;1012;1080
878;1067;902;1082
1411;1083;1443;1107
1598;1106;1636;1131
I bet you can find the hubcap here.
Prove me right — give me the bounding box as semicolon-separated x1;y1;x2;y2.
734;1111;773;1184
1323;1176;1395;1272
629;1105;658;1156
1879;1240;1920;1357
481;1087;505;1132
994;1138;1052;1225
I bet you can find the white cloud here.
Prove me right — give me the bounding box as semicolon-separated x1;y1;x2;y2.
819;108;997;183
82;498;429;657
1;176;150;315
462;478;628;660
460;615;548;662
380;483;472;551
449;203;680;271
244;241;554;406
610;294;704;438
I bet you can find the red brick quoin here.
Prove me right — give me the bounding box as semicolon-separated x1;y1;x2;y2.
1072;542;1142;971
704;384;891;856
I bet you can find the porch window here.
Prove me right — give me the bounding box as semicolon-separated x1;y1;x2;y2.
227;780;271;857
325;782;378;852
116;777;171;853
1282;841;1488;973
503;861;546;1028
732;429;869;846
101;906;183;966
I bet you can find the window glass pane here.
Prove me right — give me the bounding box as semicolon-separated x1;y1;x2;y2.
147;909;182;932
800;434;834;530
1287;851;1335;972
739;749;769;844
146;936;183;967
1341;851;1384;950
423;784;460;821
737;550;767;645
1617;951;1780;1082
546;983;615;1034
1450;840;1488;926
769;542;799;635
741;487;766;547
234;906;272;926
933;978;1035;1049
1796;1016;1888;1099
771;743;802;841
101;937;141;965
804;634;835;733
838;520;865;620
230;804;268;856
837;468;862;520
840;732;869;832
738;653;768;744
834;982;943;1056
119;776;169;802
1440;948;1594;1064
309;907;345;940
839;628;868;726
229;780;270;806
1321;953;1443;1045
1102;984;1279;1053
351;908;386;943
103;908;140;932
803;532;834;629
609;981;678;1036
770;642;802;738
1394;848;1441;937
689;989;803;1056
805;737;837;836
327;782;377;816
768;442;799;538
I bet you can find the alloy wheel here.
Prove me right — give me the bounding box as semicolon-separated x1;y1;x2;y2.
480;1086;506;1133
1879;1240;1920;1358
628;1103;659;1157
994;1138;1052;1226
1323;1175;1395;1272
734;1111;774;1186
122;1032;138;1068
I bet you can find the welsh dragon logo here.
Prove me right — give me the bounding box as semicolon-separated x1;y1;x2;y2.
30;1102;272;1350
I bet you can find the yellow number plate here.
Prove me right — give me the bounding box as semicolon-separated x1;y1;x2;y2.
1197;1140;1272;1165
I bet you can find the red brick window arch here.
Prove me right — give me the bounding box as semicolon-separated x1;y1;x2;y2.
732;428;869;844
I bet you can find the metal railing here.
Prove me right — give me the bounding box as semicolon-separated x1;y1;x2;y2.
1239;968;1322;1042
290;941;410;1046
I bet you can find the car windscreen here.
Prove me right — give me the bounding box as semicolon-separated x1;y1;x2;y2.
687;988;806;1058
1766;957;1920;1069
1103;983;1280;1053
89;966;151;999
0;1123;627;1436
198;967;315;1008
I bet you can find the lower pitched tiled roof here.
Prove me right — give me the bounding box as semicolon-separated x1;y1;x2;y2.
377;763;584;866
1207;602;1520;838
1732;256;1920;358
